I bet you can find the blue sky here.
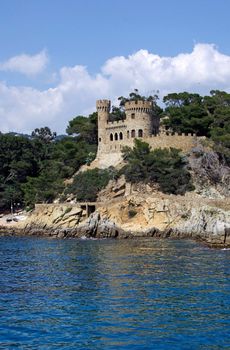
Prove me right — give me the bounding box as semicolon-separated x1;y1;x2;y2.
0;0;230;133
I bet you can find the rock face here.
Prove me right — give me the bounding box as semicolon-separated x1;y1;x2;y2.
95;194;230;247
178;206;230;246
188;144;230;199
1;191;229;248
25;204;87;229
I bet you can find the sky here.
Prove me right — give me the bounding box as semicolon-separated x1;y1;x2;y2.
0;0;230;134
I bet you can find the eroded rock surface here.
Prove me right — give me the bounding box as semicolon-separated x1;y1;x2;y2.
1;192;229;248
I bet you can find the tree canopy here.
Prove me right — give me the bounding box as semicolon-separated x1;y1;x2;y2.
31;126;57;143
121;139;194;195
118;88;160;106
66;112;98;144
65;167;117;202
0;124;97;210
162;90;230;163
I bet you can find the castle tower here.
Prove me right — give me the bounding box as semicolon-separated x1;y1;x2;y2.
93;97;196;169
96;99;111;152
124;100;158;138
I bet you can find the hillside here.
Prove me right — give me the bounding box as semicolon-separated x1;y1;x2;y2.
0;90;230;247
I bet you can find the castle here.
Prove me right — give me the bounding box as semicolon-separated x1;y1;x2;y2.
95;99;198;168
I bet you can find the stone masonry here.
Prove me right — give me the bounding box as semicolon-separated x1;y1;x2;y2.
95;99;200;168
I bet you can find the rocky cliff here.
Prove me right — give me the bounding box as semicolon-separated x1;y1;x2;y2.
2;186;229;248
1;143;229;247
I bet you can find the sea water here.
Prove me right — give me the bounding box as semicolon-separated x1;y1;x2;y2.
0;237;229;349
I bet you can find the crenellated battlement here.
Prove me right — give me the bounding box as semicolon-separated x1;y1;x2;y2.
125;100;153;112
96;99;111;112
107;119;126;125
151;132;196;137
95;97;201;167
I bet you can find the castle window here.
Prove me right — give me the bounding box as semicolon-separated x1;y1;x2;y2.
119;132;123;140
131;113;135;119
127;130;130;139
131;130;135;138
115;133;118;141
110;133;113;141
99;137;101;142
138;129;143;137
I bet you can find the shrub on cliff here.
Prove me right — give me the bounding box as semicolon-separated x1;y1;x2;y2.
121;139;194;195
65;167;117;202
162;90;230;165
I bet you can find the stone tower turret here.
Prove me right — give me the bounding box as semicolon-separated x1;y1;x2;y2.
96;99;111;152
124;100;156;137
92;96;196;169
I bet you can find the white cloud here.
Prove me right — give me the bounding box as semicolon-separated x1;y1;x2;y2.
1;43;230;134
0;50;48;76
102;43;230;94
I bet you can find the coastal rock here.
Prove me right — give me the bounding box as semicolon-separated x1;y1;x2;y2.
97;219;120;238
1;192;230;248
178;206;230;246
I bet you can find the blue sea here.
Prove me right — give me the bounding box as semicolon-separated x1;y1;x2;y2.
0;237;229;349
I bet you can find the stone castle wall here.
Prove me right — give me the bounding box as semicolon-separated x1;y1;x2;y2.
97;99;160;155
98;133;198;153
145;133;198;153
95;99;202;167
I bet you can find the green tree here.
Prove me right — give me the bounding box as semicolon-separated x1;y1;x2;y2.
121;139;193;195
52;137;97;177
22;160;64;206
31;126;57;143
66;112;98;144
163;92;213;136
0;134;41;209
118;89;160;105
65;167;116;202
207;91;230;163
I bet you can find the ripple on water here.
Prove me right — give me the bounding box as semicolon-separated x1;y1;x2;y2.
0;237;229;349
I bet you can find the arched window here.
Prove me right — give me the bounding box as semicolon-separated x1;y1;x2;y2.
119;132;123;140
127;130;130;138
115;133;118;141
138;129;143;137
110;133;113;141
131;130;135;138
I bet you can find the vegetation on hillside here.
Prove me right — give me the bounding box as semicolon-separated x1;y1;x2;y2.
64;167;117;202
0;122;97;210
121;139;194;195
0;89;229;210
162;90;230;164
